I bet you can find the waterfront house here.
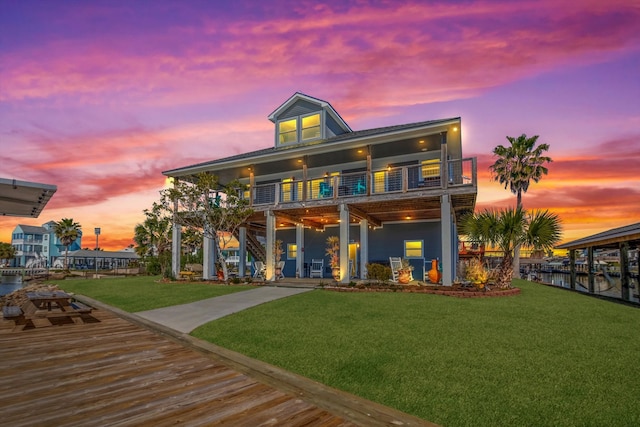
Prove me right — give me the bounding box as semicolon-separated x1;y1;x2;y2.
163;93;477;284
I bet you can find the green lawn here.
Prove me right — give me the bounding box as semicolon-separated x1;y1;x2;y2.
191;280;640;427
49;276;640;425
49;276;255;312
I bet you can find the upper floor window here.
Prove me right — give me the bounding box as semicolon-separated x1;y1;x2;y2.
301;113;320;140
279;119;297;144
277;113;322;145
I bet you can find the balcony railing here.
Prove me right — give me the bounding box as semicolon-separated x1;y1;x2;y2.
251;158;476;206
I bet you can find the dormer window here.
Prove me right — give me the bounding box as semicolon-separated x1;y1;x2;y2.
301;113;320;140
279;118;297;144
277;113;322;145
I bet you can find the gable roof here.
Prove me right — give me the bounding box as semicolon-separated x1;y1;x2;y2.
15;224;47;234
267;92;352;132
163;117;459;176
557;222;640;250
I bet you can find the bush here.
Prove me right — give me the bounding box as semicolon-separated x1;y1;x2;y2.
366;263;391;281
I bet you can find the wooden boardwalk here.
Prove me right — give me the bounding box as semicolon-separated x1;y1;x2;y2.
0;299;435;426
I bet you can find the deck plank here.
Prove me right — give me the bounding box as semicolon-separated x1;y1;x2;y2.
0;303;435;426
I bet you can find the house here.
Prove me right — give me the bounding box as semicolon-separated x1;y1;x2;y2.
10;221;83;267
163;93;477;284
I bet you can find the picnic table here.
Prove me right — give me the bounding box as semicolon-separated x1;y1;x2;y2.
23;291;88;328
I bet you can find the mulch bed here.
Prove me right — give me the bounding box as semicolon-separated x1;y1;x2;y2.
323;283;521;298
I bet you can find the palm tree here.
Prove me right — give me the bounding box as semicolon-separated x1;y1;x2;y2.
489;134;552;276
54;218;81;270
133;203;172;276
0;242;16;267
460;207;561;289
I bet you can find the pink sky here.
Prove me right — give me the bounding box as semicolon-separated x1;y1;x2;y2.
1;0;639;250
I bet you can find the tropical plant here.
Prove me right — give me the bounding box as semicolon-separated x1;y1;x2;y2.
53;218;81;271
399;258;414;272
133;202;173;276
274;239;283;263
464;257;489;285
460;207;561;289
159;173;253;280
489;133;552;276
0;242;16;266
326;236;340;269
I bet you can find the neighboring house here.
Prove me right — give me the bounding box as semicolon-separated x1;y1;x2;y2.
57;249;139;270
163;93;477;284
10;221;83;267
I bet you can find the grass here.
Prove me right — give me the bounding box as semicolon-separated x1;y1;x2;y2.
191;280;640;427
48;275;255;312
47;276;640;425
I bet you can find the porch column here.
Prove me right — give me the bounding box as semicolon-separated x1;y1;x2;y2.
265;210;276;281
202;228;216;280
569;249;576;290
440;194;452;286
440;131;448;190
238;226;247;278
339;204;350;283
360;219;368;279
171;198;181;278
296;223;304;277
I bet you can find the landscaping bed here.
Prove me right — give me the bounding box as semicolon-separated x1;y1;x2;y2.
323;282;520;297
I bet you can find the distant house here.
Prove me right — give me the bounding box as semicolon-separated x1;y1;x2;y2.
163;93;477;284
10;221;82;267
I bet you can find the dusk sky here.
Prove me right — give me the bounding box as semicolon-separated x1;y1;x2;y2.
1;0;639;250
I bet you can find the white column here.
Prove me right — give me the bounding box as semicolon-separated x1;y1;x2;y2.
359;219;368;279
441;194;453;286
238;226;247;278
296;223;304;277
265;211;276;281
202;230;216;280
339;204;350;283
171;224;181;278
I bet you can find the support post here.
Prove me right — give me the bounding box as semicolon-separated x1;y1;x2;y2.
238;226;247;278
440;194;452;286
265;211;276;281
339;204;350;283
620;242;630;301
587;247;595;293
202;229;216;280
296;224;304;277
359;219;368;280
569;249;576;290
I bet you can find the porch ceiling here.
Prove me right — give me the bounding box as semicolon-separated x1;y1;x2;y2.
245;190;477;231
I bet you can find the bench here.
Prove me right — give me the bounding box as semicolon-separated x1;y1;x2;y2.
71;301;92;313
3;306;23;319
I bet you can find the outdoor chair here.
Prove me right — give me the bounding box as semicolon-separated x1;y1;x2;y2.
353;178;366;195
275;260;285;279
309;259;324;278
253;261;266;279
319;181;333;198
389;257;403;282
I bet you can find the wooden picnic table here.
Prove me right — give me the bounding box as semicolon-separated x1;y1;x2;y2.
23;291;85;328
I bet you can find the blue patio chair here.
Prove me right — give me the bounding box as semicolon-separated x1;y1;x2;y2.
319;181;333;198
352;178;366;195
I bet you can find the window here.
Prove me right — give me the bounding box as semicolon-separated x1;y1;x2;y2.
287;244;297;259
421;159;440;179
279;118;297;143
404;240;423;258
301;113;320;140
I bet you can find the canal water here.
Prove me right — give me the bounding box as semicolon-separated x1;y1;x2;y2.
535;271;639;304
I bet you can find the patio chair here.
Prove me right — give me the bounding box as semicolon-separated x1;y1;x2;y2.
275;260;285;279
352;178;366;195
253;261;266;279
389;257;403;282
319;181;333;198
309;259;324;278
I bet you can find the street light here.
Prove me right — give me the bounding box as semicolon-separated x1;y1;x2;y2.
94;227;101;274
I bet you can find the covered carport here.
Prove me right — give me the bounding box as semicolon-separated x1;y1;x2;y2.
556;222;640;303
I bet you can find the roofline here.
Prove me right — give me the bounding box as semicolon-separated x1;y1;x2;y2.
556;222;640;249
267;92;352;132
162;117;460;177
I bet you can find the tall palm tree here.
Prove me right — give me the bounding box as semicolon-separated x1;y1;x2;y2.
460;207;561;289
489;134;552;276
0;242;16;266
54;218;81;270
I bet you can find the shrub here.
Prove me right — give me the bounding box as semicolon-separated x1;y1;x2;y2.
366;263;391;281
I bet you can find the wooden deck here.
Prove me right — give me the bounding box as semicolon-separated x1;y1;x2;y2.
0;299;435;426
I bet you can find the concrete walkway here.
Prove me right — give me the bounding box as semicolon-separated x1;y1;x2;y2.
135;286;313;333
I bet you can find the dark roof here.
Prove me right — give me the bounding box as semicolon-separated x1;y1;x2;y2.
67;249;139;259
16;224;46;234
163;117;459;175
556;222;640;250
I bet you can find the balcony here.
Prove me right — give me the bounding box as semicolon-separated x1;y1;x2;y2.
250;158;476;207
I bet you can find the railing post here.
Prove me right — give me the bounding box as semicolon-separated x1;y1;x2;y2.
402;167;408;192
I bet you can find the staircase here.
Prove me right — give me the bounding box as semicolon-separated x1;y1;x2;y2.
233;230;265;263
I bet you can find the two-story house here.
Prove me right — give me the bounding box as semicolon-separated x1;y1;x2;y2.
11;221;83;267
163;93;477;285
